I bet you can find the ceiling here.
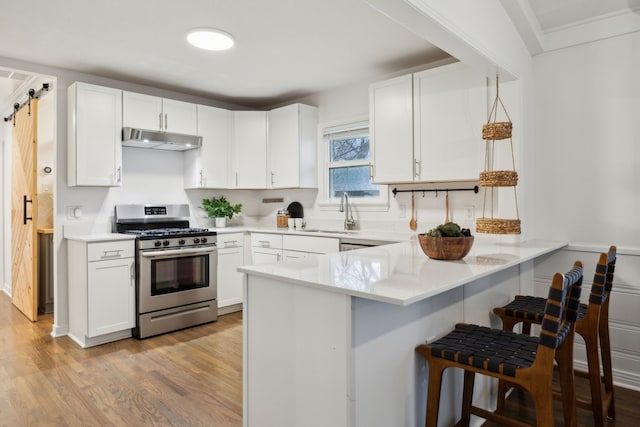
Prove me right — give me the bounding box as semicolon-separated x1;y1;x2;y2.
1;0;639;109
528;0;640;31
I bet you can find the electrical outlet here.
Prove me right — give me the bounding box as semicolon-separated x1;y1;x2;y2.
399;204;407;218
67;206;82;220
464;205;475;221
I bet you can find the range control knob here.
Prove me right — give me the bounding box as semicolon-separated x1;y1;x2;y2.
201;237;208;244
178;239;186;245
154;241;162;247
193;238;200;244
163;240;170;246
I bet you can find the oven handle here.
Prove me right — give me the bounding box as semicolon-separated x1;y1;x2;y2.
140;246;217;258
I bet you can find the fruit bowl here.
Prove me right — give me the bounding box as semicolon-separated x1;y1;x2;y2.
418;235;474;260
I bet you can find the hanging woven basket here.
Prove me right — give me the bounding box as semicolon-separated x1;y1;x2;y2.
476;218;521;235
482;121;512;140
479;170;518;187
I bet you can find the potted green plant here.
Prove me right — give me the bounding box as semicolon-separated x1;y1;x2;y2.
201;196;242;228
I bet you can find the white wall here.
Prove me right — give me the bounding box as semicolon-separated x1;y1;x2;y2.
530;30;640;391
531;33;640;248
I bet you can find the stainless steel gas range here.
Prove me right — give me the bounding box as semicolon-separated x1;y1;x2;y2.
114;204;217;338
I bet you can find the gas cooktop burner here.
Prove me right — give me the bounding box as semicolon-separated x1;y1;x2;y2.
124;227;212;239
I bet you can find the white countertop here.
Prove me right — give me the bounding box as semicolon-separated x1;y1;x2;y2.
238;238;567;306
210;225;409;243
65;233;137;243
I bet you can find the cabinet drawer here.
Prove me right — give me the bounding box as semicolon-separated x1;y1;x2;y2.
251;233;283;249
87;241;134;262
283;235;339;254
218;233;244;249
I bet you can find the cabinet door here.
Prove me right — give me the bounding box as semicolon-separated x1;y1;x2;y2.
163;98;197;135
251;248;281;265
414;62;486;181
369;74;415;183
268;104;299;188
87;257;135;337
69;82;123;187
233;111;267;188
185;105;232;188
217;247;244;308
282;250;311;262
122;91;163;131
268;103;319;189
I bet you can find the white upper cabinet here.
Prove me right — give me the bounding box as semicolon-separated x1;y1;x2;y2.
369;74;415;184
268;103;318;189
184;105;232;189
370;62;486;184
67;82;123;187
232;111;268;189
122;91;197;135
413;63;486;182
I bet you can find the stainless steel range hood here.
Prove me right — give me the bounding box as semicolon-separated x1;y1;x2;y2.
122;127;202;151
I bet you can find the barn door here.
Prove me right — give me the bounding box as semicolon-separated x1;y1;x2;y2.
11;98;38;321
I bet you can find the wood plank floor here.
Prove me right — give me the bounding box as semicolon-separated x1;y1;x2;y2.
0;293;243;426
2;292;639;426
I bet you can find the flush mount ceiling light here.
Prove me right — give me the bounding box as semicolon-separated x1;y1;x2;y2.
186;28;234;51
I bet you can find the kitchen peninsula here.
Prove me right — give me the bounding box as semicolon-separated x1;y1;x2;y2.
239;237;566;427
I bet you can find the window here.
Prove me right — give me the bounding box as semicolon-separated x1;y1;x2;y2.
321;121;387;209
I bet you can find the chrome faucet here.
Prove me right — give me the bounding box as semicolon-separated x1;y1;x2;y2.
340;192;357;231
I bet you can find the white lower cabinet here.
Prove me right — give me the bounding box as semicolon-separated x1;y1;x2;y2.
282;250;310;261
250;233;340;264
217;233;245;314
251;233;283;265
67;237;136;348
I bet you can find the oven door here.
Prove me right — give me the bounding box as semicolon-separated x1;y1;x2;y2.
138;245;217;314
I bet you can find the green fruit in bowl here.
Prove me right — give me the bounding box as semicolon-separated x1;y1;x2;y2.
425;222;472;237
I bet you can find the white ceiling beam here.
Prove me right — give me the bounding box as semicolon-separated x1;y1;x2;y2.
366;0;532;81
500;0;545;55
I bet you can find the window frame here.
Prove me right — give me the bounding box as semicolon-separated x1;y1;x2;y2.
318;117;388;211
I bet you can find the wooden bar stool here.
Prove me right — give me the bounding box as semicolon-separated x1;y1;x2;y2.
416;262;584;427
493;246;616;426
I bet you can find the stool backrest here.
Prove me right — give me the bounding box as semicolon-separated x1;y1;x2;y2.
539;262;583;349
603;245;617;299
587;246;616;306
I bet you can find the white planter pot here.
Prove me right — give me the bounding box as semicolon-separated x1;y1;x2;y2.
215;217;227;228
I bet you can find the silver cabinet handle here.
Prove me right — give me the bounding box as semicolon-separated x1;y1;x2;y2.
369;164;374;180
223;240;239;247
130;261;135;286
414;159;421;178
101;249;123;259
271;171;275;185
258;240;271;248
141;246;216;258
164;113;168;130
116;165;122;184
159;113;163;130
200;169;204;187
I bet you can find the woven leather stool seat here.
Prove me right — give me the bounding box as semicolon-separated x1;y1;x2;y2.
417;262;584;427
500;295;588;324
493;246;617;427
430;324;538;377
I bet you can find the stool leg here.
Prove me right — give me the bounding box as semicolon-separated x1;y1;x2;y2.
531;384;554;427
582;326;604;427
521;320;532;336
496;379;508;414
599;303;615;420
460;370;475;427
556;332;577;427
425;359;445;427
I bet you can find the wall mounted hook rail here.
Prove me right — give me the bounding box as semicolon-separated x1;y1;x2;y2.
391;185;479;198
